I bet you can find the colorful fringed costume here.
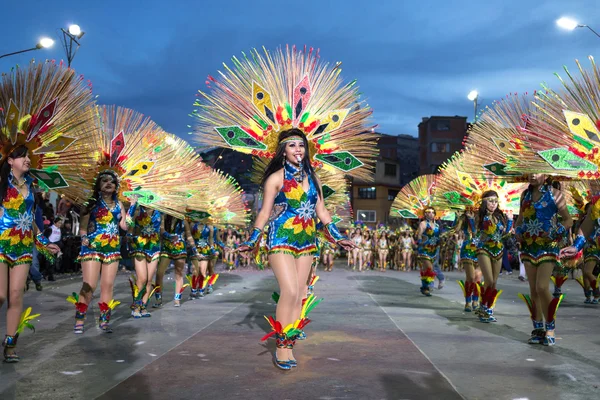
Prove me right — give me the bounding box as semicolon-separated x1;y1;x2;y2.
190;45;377;368
78;199;123;264
130;206;162;263
391;175;445;296
516;184;564;266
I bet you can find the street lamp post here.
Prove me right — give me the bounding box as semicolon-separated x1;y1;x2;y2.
467;90;479;121
556;17;600;38
0;38;54;60
60;24;85;67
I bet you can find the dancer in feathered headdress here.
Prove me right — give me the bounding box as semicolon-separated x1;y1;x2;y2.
185;176;249;298
191;45;375;370
465;89;573;340
391;175;443;296
72;105;198;332
435;150;526;314
0;60;95;361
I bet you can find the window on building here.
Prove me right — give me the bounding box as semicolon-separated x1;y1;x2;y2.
435;120;451;131
384;163;397;177
387;189;399;201
358;187;377;199
357;210;376;223
430;142;450;153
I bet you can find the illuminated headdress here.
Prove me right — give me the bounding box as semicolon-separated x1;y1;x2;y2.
434;150;526;214
391;175;445;219
506;56;600;179
0;60;96;193
462;92;536;181
185;168;250;227
191;45;378;180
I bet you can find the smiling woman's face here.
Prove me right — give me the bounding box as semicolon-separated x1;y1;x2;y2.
8;152;31;174
284;139;305;165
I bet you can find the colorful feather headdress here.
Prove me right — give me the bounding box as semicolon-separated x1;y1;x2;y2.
435;150;526;214
463;92;536;181
0;60;97;193
391;174;443;219
185;169;250;227
508;56;600;179
191;45;378;181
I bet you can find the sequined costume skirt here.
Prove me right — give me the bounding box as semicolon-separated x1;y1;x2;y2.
267;218;318;259
193;241;213;261
160;236;187;260
520;239;560;266
477;241;503;260
584;243;600;264
417;244;437;262
460;240;478;263
130;236;161;263
0;231;33;268
78;233;121;264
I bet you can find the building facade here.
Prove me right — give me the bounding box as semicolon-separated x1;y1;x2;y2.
418;116;468;174
351;133;419;227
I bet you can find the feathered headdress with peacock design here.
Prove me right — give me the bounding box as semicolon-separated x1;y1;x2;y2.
190;45;378;181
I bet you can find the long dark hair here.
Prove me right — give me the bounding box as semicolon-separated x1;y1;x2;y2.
164;214;182;233
0;145;29;202
260;128;322;199
83;170;119;215
478;190;506;230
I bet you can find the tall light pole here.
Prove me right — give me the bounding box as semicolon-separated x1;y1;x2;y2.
556;17;600;38
0;38;54;60
467;90;479;121
60;24;85;67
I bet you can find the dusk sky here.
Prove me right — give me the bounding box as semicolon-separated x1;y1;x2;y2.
2;0;599;138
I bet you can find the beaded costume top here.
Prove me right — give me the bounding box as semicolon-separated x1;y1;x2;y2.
0;174;35;251
85;199;122;251
133;206;161;245
267;161;318;256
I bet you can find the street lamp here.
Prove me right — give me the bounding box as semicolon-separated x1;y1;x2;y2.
556;17;600;38
0;37;54;60
467;90;479;121
60;24;85;67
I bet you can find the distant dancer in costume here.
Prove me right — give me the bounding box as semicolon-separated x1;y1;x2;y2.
456;211;480;312
475;191;512;323
75;171;131;333
416;208;440;296
155;215;192;307
129;205;162;317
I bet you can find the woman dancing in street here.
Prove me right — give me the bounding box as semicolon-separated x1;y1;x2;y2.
351;228;363;271
377;231;390;272
129;205;162;317
362;230;374;270
518;175;571;345
238;129;355;370
189;222;213;298
455;211;480;312
416;208;440;296
0;147;60;360
74;171;132;333
475;191;512;323
399;230;414;271
155;215;192;307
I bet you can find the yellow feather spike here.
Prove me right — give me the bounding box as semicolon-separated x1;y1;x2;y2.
107;299;121;310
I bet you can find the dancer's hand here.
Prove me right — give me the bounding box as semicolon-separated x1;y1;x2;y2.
338;239;356;251
560;246;578;258
47;243;61;254
236;244;252;253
